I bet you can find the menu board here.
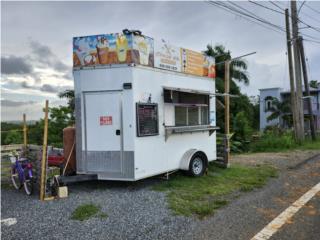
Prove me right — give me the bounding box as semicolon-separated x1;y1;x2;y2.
154;39;181;72
181;48;216;78
136;103;159;137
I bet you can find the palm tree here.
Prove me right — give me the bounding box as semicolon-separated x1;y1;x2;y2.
204;44;249;85
267;98;292;127
309;80;318;89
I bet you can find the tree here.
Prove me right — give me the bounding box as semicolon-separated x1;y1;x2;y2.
233;111;252;141
204;44;249;85
204;44;256;133
58;89;75;123
309;80;318;89
267;98;293;127
4;130;22;145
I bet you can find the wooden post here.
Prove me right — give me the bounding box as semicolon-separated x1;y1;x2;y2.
224;60;230;167
291;0;305;142
23;113;27;148
285;8;298;141
40;100;49;201
298;36;316;140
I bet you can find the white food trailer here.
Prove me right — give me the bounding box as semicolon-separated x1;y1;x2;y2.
73;31;218;181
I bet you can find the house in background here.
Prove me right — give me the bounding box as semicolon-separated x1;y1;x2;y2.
259;82;320;132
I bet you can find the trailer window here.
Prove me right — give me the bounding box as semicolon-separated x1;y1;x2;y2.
164;89;209;127
201;106;208;125
174;106;208;126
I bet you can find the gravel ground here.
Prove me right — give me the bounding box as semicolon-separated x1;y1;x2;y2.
1;179;202;240
1;150;320;240
231;149;320;170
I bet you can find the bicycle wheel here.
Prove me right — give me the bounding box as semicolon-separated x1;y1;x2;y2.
11;168;21;190
23;179;33;196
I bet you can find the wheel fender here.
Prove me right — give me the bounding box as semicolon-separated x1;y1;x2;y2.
179;149;199;171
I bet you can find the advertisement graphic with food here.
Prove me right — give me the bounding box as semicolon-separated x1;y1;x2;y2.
132;35;154;67
73;32;215;79
154;39;181;72
73;33;133;66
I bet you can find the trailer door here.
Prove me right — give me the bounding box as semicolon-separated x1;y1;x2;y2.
84;91;123;159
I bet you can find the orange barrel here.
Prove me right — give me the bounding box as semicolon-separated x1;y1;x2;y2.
63;127;76;175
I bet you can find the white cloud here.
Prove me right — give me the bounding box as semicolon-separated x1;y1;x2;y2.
1;1;320;120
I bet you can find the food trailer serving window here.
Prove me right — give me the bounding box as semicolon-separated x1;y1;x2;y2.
164;89;209;126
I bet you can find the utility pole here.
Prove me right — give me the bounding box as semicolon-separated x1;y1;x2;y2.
298;36;316;140
291;0;305;142
224;60;230;167
285;8;298;141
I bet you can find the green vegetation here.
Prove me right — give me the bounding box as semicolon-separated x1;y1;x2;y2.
250;127;320;152
1;155;11;187
153;163;277;218
1;89;75;147
71;203;107;221
204;45;259;134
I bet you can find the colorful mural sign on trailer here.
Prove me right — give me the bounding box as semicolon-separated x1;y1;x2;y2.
73;33;215;78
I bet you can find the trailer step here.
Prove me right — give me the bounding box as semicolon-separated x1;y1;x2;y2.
55;174;98;185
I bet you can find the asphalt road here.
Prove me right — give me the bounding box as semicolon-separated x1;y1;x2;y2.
1;154;319;240
193;153;320;240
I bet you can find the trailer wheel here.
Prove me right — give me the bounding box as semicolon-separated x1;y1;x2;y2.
188;153;207;177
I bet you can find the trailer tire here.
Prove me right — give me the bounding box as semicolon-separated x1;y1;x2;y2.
188;152;207;177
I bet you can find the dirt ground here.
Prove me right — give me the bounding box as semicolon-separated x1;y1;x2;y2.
231;150;320;170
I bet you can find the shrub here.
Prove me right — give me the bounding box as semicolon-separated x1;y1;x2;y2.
250;130;296;152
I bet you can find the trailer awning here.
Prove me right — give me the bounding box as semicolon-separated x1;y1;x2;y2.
163;86;214;95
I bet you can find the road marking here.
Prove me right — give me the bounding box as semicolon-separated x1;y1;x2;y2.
0;218;17;226
251;182;320;240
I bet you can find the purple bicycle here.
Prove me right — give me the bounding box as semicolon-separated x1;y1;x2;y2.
10;154;34;195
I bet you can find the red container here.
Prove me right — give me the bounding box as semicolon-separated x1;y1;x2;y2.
48;155;65;166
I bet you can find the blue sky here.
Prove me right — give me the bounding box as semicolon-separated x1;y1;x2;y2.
1;1;320;121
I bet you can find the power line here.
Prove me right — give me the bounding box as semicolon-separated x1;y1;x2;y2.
227;0;285;31
208;1;286;32
299;8;320;24
298;1;306;14
248;0;320;34
304;3;320;15
207;1;284;35
207;1;320;43
304;39;320;44
303;44;313;80
299;32;320;41
249;1;284;15
269;1;285;11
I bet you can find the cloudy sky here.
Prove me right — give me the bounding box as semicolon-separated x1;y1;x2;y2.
1;1;320;121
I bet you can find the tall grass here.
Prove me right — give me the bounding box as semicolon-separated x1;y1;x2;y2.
250;129;320;152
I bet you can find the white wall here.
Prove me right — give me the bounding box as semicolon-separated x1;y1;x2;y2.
74;67;135;152
132;66;216;179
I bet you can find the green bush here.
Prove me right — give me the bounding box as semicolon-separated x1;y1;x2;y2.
250;129;296;152
231;111;253;152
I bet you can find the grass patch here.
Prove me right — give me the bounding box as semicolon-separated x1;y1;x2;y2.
250;130;320;153
153;163;277;218
71;203;107;221
296;139;320;151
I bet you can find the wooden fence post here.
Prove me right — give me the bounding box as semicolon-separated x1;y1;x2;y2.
40;100;49;201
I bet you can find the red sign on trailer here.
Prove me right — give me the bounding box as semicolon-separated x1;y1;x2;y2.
100;116;112;125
